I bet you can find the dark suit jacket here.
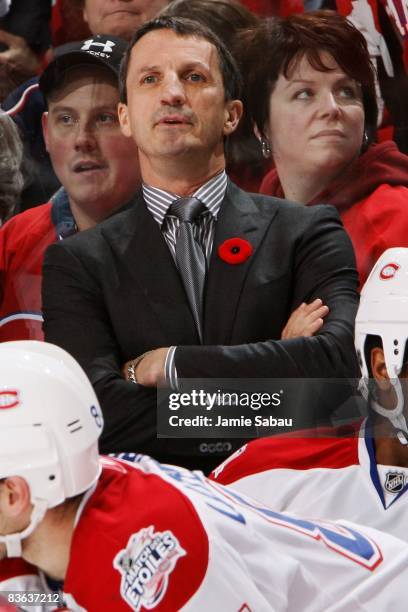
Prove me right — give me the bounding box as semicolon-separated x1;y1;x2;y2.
42;181;359;465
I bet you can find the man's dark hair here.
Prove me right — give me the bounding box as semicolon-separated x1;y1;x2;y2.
160;0;259;55
238;10;378;145
119;15;242;104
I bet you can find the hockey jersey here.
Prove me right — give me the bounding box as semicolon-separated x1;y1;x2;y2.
0;558;54;612
210;419;408;542
2;454;408;611
0;189;76;341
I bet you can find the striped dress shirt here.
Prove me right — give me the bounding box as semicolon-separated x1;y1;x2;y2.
142;170;228;388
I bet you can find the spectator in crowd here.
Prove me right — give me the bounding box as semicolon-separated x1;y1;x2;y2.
160;0;267;191
321;0;408;154
0;110;23;224
212;248;408;542
42;16;359;471
3;0;171;212
0;0;52;100
0;36;140;342
0;341;407;610
77;0;173;40
240;11;408;287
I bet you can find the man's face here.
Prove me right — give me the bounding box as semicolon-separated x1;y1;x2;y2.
118;29;242;175
83;0;170;40
43;66;140;221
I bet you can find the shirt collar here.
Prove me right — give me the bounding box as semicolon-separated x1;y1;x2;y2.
142;170;227;227
50;187;77;239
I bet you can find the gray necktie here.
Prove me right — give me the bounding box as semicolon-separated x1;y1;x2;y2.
169;197;206;342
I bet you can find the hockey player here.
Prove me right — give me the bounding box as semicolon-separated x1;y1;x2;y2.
211;248;408;541
0;340;408;610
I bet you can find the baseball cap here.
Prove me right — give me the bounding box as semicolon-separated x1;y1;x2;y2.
39;34;128;97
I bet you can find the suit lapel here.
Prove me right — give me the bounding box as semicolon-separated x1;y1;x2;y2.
102;184;279;347
204;181;279;344
103;192;200;344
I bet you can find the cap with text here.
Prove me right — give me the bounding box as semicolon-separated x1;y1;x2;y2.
39;35;128;97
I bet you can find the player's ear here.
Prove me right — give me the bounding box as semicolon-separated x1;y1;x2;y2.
0;477;31;519
371;347;392;391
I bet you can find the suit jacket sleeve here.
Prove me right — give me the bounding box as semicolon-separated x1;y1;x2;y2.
42;241;158;453
175;205;359;379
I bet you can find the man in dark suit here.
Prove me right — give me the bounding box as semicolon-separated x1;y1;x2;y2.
42;16;359;472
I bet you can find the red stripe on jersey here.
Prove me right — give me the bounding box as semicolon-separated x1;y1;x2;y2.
6;84;40;117
210;422;361;485
0;558;38;581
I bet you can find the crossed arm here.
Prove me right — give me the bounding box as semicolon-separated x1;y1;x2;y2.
124;299;330;386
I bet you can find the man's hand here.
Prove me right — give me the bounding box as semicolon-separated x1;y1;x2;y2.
122;348;169;387
281;299;329;340
0;30;41;75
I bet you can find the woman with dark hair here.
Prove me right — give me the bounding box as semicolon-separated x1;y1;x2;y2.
0;110;23;224
240;10;408;287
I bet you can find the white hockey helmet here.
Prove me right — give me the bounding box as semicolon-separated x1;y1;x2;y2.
355;248;408;441
0;341;103;556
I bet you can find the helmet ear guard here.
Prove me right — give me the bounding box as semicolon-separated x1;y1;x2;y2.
0;341;103;556
355;248;408;443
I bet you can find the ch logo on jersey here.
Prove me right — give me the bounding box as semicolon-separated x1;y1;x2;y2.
379;262;400;280
113;526;186;610
384;471;405;493
0;390;19;409
81;38;115;54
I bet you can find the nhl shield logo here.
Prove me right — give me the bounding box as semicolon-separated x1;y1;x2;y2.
384;471;405;493
113;526;186;610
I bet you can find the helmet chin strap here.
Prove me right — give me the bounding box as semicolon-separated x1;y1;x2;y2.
0;499;48;557
370;377;408;446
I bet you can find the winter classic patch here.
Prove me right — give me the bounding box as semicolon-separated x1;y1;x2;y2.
113;525;186;610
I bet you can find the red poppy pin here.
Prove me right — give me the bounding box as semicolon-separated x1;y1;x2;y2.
218;238;253;265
